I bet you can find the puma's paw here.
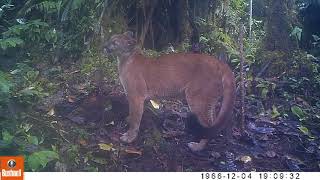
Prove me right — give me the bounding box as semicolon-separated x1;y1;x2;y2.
187;142;206;152
120;130;138;143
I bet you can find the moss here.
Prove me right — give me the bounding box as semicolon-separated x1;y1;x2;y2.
143;49;161;58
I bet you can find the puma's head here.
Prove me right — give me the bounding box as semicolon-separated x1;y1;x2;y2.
103;31;137;57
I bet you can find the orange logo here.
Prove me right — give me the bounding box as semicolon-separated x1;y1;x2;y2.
0;156;24;180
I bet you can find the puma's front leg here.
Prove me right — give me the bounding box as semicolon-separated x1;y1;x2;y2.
120;96;145;143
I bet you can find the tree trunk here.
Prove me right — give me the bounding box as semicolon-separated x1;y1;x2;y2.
260;0;297;76
264;0;295;52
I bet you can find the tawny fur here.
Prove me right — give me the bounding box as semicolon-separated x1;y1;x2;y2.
103;31;236;151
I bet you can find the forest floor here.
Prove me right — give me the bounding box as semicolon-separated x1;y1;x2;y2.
41;76;320;172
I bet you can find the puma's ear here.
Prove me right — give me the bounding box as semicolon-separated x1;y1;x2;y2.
124;31;134;38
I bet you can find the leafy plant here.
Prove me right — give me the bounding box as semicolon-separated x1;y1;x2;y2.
9;63;48;104
27;150;59;171
1;128;60;171
0;71;12;106
255;78;276;99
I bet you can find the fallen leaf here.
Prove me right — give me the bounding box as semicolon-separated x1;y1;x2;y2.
266;151;276;158
210;152;221;159
259;134;269;141
284;155;305;165
105;121;115;126
47;108;55;116
67;96;76;103
150;100;160;109
98;143;113;151
124;147;142;155
240;156;252;163
79;139;87;146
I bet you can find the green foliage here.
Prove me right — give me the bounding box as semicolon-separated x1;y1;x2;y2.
10;63;48;104
0;71;12;106
81;48;118;83
2;130;14;144
198;23;238;57
27;150;59;171
0;64;58;171
284;52;320;97
255;78;276;99
0;37;24;50
1;0;106;59
0;19;55;52
1;128;59;171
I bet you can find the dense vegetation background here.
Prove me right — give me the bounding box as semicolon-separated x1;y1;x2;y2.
1;0;320;171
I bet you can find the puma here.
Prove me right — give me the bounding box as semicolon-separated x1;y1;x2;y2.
103;31;236;151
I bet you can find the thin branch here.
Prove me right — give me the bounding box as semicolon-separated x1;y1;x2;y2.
249;0;253;41
239;23;246;131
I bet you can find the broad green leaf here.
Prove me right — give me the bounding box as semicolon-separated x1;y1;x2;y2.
27;150;59;171
291;106;305;120
27;154;41;171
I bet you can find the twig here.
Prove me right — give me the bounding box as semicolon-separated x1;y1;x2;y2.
239;23;246;131
97;0;109;40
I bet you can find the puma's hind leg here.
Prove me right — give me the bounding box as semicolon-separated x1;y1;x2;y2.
185;87;220;152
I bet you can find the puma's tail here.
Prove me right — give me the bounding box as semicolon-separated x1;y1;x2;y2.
212;64;236;129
